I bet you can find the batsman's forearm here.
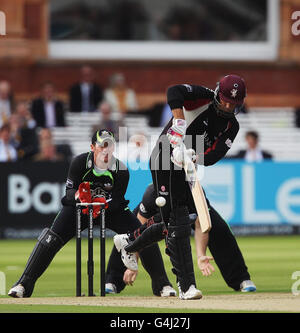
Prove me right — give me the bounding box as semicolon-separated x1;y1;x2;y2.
194;218;209;257
172;108;185;120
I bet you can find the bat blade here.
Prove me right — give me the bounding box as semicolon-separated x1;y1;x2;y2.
183;152;212;233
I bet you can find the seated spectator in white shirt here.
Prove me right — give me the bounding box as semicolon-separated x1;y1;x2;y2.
233;131;273;162
30;82;66;128
0;80;13;127
92;101;124;141
0;123;17;162
104;73;138;120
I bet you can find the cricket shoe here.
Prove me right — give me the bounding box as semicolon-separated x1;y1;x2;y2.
8;284;25;298
105;283;117;294
160;285;177;297
114;234;138;271
240;280;256;292
178;284;202;300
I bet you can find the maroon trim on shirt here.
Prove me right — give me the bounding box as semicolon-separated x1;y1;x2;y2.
183;99;211;111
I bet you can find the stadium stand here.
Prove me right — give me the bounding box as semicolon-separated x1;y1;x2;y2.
51;107;300;161
231;108;300;161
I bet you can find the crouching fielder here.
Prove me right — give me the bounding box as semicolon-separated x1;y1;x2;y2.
115;183;256;292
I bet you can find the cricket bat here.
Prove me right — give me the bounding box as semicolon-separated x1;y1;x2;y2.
182;147;212;233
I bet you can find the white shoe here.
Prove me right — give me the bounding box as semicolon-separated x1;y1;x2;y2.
105;283;117;294
8;284;25;298
160;285;177;297
240;280;256;292
178;284;202;300
114;234;138;271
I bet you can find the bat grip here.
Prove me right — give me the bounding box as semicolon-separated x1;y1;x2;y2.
182;145;196;176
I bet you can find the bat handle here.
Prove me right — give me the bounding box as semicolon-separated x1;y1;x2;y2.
182;145;196;176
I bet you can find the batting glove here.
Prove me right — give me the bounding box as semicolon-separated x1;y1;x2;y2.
171;146;196;168
167;118;186;148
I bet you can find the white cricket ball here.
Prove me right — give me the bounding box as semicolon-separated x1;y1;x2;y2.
155;196;166;207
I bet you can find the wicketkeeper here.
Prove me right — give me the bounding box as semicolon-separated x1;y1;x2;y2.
8;129;175;298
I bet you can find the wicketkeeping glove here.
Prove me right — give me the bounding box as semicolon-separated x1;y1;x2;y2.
75;182;92;203
90;196;109;219
75;183;108;218
167;118;187;148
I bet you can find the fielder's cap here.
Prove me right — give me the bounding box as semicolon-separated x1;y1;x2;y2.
218;75;246;105
92;129;115;146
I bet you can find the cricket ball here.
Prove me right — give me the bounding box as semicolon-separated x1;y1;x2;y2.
155;196;166;207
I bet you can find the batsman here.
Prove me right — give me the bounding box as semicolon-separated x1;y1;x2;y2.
8;129;175;298
115;74;253;299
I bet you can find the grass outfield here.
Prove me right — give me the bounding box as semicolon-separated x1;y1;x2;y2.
0;235;299;313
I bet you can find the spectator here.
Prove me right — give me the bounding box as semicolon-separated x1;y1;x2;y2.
15;101;36;129
233;130;273;162
159;103;173;127
92;101;123;140
147;103;173;128
147;103;166;128
0;80;14;127
9;111;39;160
38;128;73;161
39;127;52;142
239;103;248;114
295;106;300;128
0;123;17;162
69;65;103;112
128;132;149;162
118;132;149;167
30;82;66;128
33;139;64;162
104;73;138;120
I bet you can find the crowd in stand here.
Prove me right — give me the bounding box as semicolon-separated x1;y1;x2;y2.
0;65;139;163
1;65;294;164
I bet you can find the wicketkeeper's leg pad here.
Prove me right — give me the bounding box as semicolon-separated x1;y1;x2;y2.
15;228;64;297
